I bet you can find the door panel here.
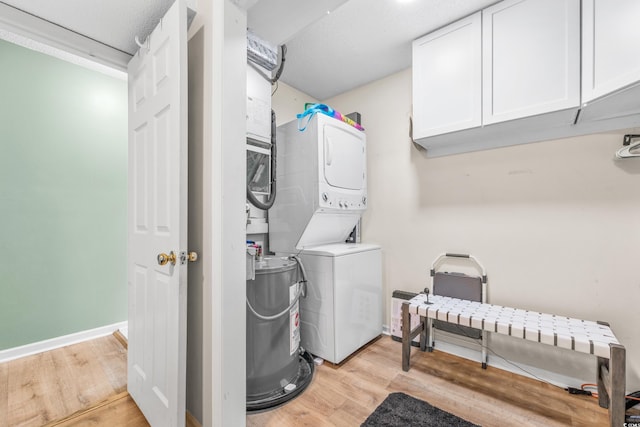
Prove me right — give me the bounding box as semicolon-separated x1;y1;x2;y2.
582;0;640;102
127;1;188;426
482;0;580;124
412;12;482;138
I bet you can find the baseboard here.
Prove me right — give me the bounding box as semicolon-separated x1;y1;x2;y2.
382;324;390;335
0;321;128;363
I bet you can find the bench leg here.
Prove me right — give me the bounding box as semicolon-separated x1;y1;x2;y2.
609;344;626;427
596;332;625;427
402;302;430;371
481;330;488;369
402;302;411;371
420;316;428;352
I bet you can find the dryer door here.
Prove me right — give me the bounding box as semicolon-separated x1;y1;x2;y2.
322;123;366;190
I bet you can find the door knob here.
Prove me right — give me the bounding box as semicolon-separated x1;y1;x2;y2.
158;251;198;266
157;251;177;266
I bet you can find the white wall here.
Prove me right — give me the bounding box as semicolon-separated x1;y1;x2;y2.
275;68;640;391
272;82;318;126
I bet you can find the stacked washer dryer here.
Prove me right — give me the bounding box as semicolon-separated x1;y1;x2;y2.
269;112;382;364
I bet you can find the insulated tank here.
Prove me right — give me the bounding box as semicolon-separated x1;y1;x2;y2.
246;257;300;400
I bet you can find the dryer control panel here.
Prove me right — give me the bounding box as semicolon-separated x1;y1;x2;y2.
319;189;367;211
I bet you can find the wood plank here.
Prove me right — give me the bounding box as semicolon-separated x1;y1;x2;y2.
6;335;129;426
61;336;122;407
334;353;397;387
0;360;8;427
185;411;201;427
6;333;613;427
389;371;564;427
50;393;149;427
8;351;64;426
410;349;601;423
292;375;348;418
112;330;128;350
327;398;372;427
88;334;127;392
44;392;130;426
248;336;610;427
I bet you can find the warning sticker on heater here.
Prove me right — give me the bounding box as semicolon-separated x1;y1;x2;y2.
289;282;300;355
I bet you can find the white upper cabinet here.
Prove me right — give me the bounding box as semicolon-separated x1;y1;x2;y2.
582;0;640;103
482;0;580;125
411;0;639;157
412;12;482;139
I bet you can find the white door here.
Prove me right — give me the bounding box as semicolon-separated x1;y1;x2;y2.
127;0;188;426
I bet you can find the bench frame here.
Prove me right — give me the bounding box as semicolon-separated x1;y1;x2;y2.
401;301;626;427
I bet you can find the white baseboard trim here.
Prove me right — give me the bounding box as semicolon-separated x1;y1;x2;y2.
0;321;128;363
382;324;390;336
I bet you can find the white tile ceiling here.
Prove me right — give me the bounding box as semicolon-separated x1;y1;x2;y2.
1;0;498;99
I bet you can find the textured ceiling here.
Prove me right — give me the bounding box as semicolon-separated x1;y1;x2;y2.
248;0;349;46
1;0;498;100
278;0;497;100
1;0;175;55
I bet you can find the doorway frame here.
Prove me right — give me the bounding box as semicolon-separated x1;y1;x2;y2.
0;2;248;426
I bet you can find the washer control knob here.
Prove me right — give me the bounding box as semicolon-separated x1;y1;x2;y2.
339;201;344;208
362;196;367;205
322;192;329;202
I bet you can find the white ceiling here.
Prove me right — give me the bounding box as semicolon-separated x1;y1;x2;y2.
0;0;497;100
247;0;350;47
0;0;176;55
277;0;497;100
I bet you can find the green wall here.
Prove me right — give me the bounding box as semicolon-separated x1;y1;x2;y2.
0;39;128;350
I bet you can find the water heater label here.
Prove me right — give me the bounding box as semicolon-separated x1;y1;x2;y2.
289;283;300;355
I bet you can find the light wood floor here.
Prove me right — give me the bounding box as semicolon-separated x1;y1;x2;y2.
2;334;610;426
248;336;608;427
0;333;133;427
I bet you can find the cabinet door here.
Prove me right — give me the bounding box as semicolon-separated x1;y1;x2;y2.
412;12;481;139
482;0;580;125
582;0;640;103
